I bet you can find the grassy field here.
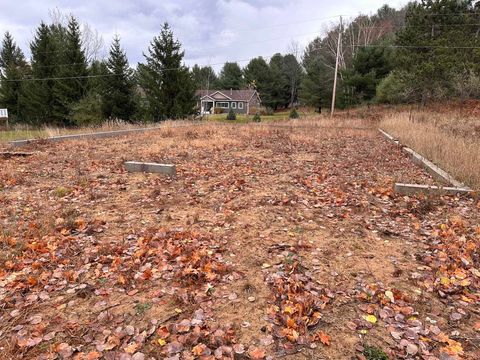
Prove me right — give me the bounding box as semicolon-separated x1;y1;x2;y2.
0;112;309;143
203;109;315;123
1;118;478;359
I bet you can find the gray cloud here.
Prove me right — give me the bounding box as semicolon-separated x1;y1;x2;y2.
0;0;406;70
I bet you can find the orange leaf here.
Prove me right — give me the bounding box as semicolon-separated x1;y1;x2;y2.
248;347;266;359
86;351;101;360
192;343;207;356
118;275;126;285
317;331;331;346
124;343;138;354
142;268;153;280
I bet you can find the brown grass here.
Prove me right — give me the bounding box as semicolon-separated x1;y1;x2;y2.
380;110;480;189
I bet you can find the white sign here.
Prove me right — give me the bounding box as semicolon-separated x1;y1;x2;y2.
0;109;8;118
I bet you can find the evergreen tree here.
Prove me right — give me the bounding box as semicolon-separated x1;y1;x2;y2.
218;62;244;89
299;38;335;112
394;0;480;102
283;54;303;107
0;32;28;121
243;57;274;106
21;22;58;124
138;22;195;120
343;45;392;104
52;16;88;122
191;65;218;89
102;35;136;120
268;53;290;109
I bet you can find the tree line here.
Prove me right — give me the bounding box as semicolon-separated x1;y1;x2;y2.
301;0;480;109
0;17;197;126
1;1;479;126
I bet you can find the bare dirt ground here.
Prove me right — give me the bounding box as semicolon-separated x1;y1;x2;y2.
0;119;479;360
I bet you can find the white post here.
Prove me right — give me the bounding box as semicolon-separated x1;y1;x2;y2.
331;16;342;117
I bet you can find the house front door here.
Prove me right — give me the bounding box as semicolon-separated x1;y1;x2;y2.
201;101;214;114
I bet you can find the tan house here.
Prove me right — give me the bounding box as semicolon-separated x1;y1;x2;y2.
196;89;261;115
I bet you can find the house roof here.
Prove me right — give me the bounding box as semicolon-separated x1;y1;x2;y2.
196;89;258;102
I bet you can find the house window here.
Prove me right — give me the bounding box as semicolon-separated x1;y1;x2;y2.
217;102;229;108
238;102;244;109
232;102;236;109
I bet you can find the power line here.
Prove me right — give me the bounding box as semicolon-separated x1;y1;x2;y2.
5;41;480;83
347;44;480;49
21;21;480;71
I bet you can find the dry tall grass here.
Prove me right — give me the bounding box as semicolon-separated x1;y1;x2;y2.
380;111;480;189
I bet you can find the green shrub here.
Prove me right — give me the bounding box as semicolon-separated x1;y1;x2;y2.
252;112;261;122
55;186;72;198
363;345;388;360
214;107;224;114
70;92;104;126
289;107;299;119
226;108;236;120
376;71;416;104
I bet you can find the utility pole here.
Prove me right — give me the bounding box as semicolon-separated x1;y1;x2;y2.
331;16;342;117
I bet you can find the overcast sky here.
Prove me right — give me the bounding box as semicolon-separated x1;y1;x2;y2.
0;0;405;71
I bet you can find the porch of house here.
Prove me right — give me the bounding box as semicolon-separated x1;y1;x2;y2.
200;100;215;115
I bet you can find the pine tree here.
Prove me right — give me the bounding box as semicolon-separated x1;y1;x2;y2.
0;32;28;121
283;54;303;107
394;0;480;102
191;65;218;89
102;35;136;120
268;54;290;109
138;22;195;120
218;62;244;90
52;16;88;123
243;57;274;106
21;22;58;124
299;38;335;112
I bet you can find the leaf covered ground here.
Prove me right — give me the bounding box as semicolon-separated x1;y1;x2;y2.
0;120;479;359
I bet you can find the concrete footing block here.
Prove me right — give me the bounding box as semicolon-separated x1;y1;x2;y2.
394;183;473;196
402;147;468;189
378;128;400;145
124;161;176;175
379;128;471;190
0;151;35;158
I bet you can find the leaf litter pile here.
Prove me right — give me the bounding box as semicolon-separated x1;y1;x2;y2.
0;121;479;359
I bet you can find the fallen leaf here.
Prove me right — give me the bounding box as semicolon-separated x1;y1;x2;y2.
363;314;377;324
248;347;266;359
317;331;331;346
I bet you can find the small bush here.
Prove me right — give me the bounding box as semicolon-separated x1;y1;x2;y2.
289;107;299;119
214;107;224;114
253;112;261;122
363;345;388;360
226;109;236;121
376;71;416;104
55;186;71;198
70;92;104;126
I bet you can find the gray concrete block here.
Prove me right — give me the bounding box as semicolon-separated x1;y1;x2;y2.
394;183;473;196
124;161;176;175
379;128;471;190
402;147;469;189
378;128;400;145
